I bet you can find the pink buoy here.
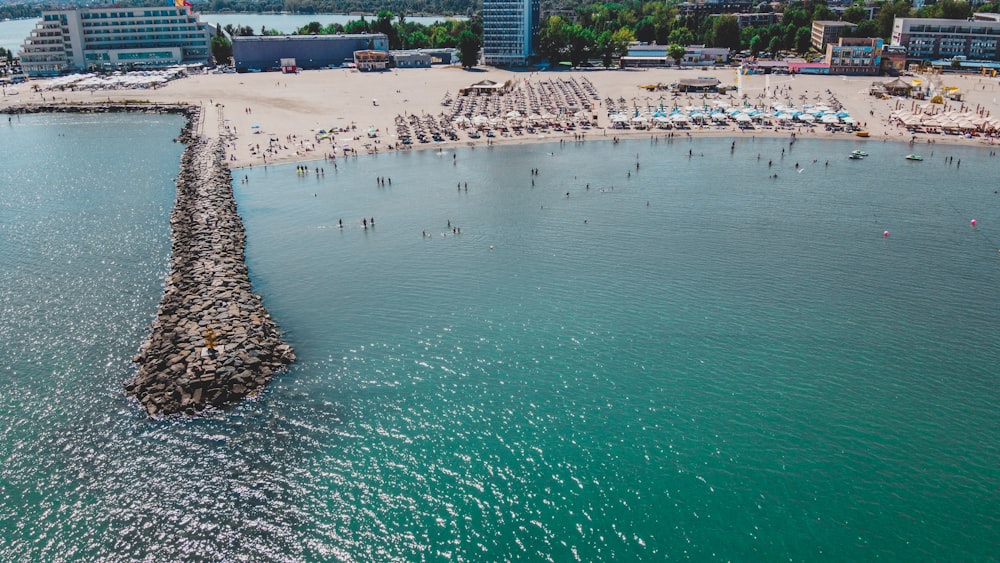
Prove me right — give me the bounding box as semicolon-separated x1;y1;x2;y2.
883;230;889;237
971;219;977;227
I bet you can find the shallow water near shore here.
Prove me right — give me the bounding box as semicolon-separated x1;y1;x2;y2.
2;114;1000;560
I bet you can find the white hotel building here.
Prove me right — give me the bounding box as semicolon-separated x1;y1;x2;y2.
20;5;212;76
891;16;1000;62
482;0;540;66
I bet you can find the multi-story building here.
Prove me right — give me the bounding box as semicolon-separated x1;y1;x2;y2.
734;12;783;29
811;21;857;52
824;37;883;74
677;1;753;18
482;0;540;66
20;5;211;76
892;16;1000;61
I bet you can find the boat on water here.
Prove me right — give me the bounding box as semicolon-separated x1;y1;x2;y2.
852;149;869;157
848;153;865;160
905;154;924;161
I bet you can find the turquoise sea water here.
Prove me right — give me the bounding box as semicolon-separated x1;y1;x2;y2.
2;114;999;560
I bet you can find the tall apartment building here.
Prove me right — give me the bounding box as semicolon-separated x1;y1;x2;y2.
20;5;212;76
482;0;540;66
811;21;857;52
892;16;1000;61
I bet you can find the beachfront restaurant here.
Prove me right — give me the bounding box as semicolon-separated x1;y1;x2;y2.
354;50;388;71
459;79;510;96
881;77;914;97
389;50;431;68
674;77;721;93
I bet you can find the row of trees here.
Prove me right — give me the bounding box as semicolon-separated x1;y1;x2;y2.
160;0;1000;68
537;16;636;67
535;2;745;67
535;0;1000;65
216;11;483;67
293;10;481;51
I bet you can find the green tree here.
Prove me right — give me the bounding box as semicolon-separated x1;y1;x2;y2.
668;43;686;67
375;10;400;49
749;34;762;57
633;16;656;44
211;36;232;66
406;30;431;49
299;21;322;34
538;16;570;64
224;24;254;37
856;20;880;38
842;4;867;24
596;27;634;67
940;0;973;19
458;29;481;68
596;31;615;67
767;36;781;56
812;4;836;21
344;17;370;35
877;1;912;41
567;24;595;67
668;26;695;47
711;15;741;50
794;26;812;53
611;27;636;57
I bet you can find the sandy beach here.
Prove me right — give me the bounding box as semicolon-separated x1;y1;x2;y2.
5;65;999;166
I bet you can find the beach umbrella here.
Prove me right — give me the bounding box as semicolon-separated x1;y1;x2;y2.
251;125;260;129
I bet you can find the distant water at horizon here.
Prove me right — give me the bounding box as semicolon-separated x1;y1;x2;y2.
0;13;462;53
2;114;999;560
0;17;36;54
200;12;464;34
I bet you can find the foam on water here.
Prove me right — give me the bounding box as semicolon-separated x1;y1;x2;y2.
2;119;999;560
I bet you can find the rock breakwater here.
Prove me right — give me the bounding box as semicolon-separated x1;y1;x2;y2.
5;102;295;417
123;113;295;417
